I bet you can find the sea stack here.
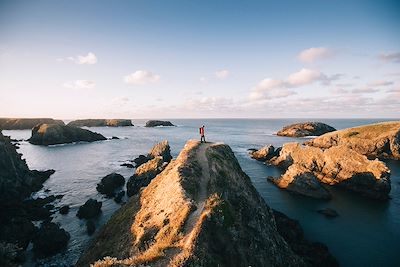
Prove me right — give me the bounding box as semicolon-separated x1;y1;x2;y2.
67;119;133;127
277;122;336;137
0;118;65;130
77;140;336;266
145;120;175;127
29;124;107;145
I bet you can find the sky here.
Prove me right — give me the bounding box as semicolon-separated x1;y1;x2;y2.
0;0;399;119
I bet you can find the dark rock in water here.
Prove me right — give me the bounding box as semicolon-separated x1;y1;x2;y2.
111;136;120;140
29;124;107;146
86;220;96;235
277;122;336;137
273;210;339;267
114;191;125;203
120;163;134;168
0;242;26;266
0;217;37;250
32;221;70;258
0;118;64;130
67;119;133;127
44;204;55;210
96;173;125;197
77;199;102;219
59;205;70;215
317;208;339;218
133;155;149;167
29;169;55;192
23;196;57;221
145;120;175;127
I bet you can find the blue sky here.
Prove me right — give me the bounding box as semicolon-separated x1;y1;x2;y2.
0;0;399;118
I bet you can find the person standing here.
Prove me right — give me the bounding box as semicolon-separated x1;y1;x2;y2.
199;125;206;143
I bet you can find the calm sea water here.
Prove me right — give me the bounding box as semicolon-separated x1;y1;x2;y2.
4;118;400;267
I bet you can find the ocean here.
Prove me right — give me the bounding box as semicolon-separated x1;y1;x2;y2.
4;118;400;267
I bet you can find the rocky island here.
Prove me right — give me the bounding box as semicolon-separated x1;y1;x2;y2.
277;122;336;137
0;118;65;130
67;119;133;127
145;120;175;127
29;124;107;145
77;140;337;266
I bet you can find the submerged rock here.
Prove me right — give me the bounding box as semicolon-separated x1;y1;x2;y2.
77;140;336;267
86;220;96;235
77;199;102;219
29;124;107;146
145;120;175;127
306;121;400;160
67;119;133;127
59;205;70;215
32;221;70;258
269;143;391;199
317;208;339;218
114;191;125;203
96;173;125;197
0;118;64;130
277;122;336;137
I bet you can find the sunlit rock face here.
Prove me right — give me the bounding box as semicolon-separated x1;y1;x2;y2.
77;140;337;267
277;122;336;137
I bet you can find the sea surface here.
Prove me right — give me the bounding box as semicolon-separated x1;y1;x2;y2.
4;118;400;267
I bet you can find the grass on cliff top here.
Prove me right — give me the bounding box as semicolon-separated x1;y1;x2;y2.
337;121;400;139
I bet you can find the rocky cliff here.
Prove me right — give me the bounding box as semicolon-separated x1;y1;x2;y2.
277;122;336;137
29;124;107;145
305;121;400;160
145;120;175;127
67;119;133;127
0;118;64;130
77;140;336;267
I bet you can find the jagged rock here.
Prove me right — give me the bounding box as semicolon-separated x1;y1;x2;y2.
133;155;149;167
277;122;336;137
306;121;400;160
0;118;64;130
148;140;172;162
96;173;125;197
269;143;391;199
273;210;339;267
86;220;96;235
67;119;133;127
250;144;276;161
59;205;70;215
145;120;175;127
111;136;120;140
77;199;102;219
317;208;339;218
29;124;107;146
77;140;336;267
32;221;70;258
268;165;331;199
126;157;167;197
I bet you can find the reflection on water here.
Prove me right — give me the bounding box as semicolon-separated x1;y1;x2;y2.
4;118;400;267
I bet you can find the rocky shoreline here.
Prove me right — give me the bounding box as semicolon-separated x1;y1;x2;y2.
67;119;133;127
0;118;65;130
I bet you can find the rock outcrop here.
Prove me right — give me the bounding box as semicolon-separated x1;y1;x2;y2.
145;120;175;127
277;122;336;137
127;140;173;196
77;140;336;267
67;119;133;127
29;124;107;145
0;118;64;130
96;173;125;197
250;144;279;161
269;143;391;199
32;221;70;258
77;199;102;219
305;121;400;160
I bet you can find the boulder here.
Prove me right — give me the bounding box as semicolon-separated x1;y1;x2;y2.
67;119;133;127
133;155;149;167
317;208;339;218
59;205;70;215
86;220;96;235
145;120;175;127
306;121;400;160
250;144;276;161
269;143;391;199
77;199;102;219
96;173;125;197
29;124;107;146
148;140;172;162
277;122;336;137
120;163;134;168
0;118;64;130
32;221;70;258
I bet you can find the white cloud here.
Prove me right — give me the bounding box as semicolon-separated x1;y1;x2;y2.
215;69;229;79
249;78;296;101
124;70;160;85
368;80;394;87
63;80;95;89
298;47;332;62
379;52;400;63
77;52;97;65
351;86;379;94
287;68;326;86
